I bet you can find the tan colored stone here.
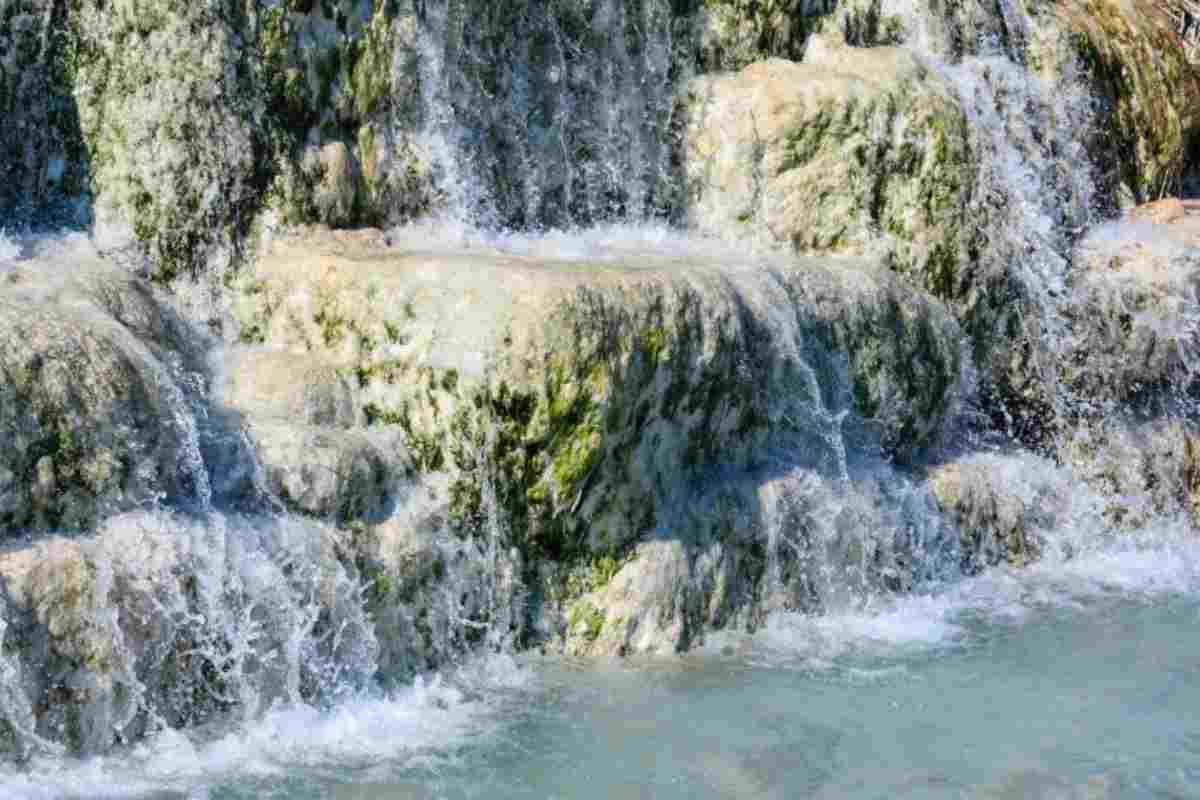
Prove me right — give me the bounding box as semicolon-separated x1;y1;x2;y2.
928;458;1045;572
1127;197;1188;225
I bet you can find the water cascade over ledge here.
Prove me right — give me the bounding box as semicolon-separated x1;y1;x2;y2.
1;0;1200;792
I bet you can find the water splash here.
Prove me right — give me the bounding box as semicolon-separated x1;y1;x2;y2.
0;653;529;800
0;230;19;267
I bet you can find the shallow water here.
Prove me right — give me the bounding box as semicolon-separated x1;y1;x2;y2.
5;526;1199;800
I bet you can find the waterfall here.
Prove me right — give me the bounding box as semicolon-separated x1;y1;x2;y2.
410;0;686;228
1;0;1197;778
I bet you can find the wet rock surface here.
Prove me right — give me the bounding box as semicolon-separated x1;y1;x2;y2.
0;257;220;533
233;228;967;654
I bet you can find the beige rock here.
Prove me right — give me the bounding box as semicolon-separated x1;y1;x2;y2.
683;48;976;290
221;348;359;429
307;141;364;228
928;457;1050;572
1127;197;1188;225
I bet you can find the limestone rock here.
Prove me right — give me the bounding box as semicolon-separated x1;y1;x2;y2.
307;141;365;228
0;510;390;754
230;228;966;653
249;420;397;522
828;0;1200;204
1062;419;1200;528
1066;205;1200;411
239;228;965;546
563;539;695;656
928;456;1050;573
1057;0;1200;204
683;50;976;290
0;257;218;534
0;0;87;222
219;345;408;524
1128;197;1189;225
696;0;839;70
1153;0;1200;63
221;349;360;429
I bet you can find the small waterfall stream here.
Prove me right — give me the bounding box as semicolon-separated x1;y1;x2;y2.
412;0;686;229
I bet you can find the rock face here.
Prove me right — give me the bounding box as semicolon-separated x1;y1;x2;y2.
232;228;967;653
3;0;1196;283
1;0;1200;762
0;252;229;533
684;44;975;289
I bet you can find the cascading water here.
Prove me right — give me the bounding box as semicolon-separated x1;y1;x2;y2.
411;0;686;229
3;0;1200;795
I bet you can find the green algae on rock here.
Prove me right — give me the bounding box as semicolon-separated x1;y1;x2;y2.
0;255;223;534
231;227;966;653
683;45;976;290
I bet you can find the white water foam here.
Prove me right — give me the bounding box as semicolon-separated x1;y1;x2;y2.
0;654;530;800
754;515;1200;669
382;218;792;265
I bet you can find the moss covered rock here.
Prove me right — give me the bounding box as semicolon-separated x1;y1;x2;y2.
827;0;1200;204
696;0;839;69
0;0;88;222
683;46;977;291
0;253;224;534
233;227;965;652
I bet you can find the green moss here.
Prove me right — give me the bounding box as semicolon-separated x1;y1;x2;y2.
567;599;605;642
639;327;667;366
314;305;349;347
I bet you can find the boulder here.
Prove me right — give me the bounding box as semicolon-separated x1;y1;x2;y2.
0;256;218;534
683;48;976;291
232;227;967;653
